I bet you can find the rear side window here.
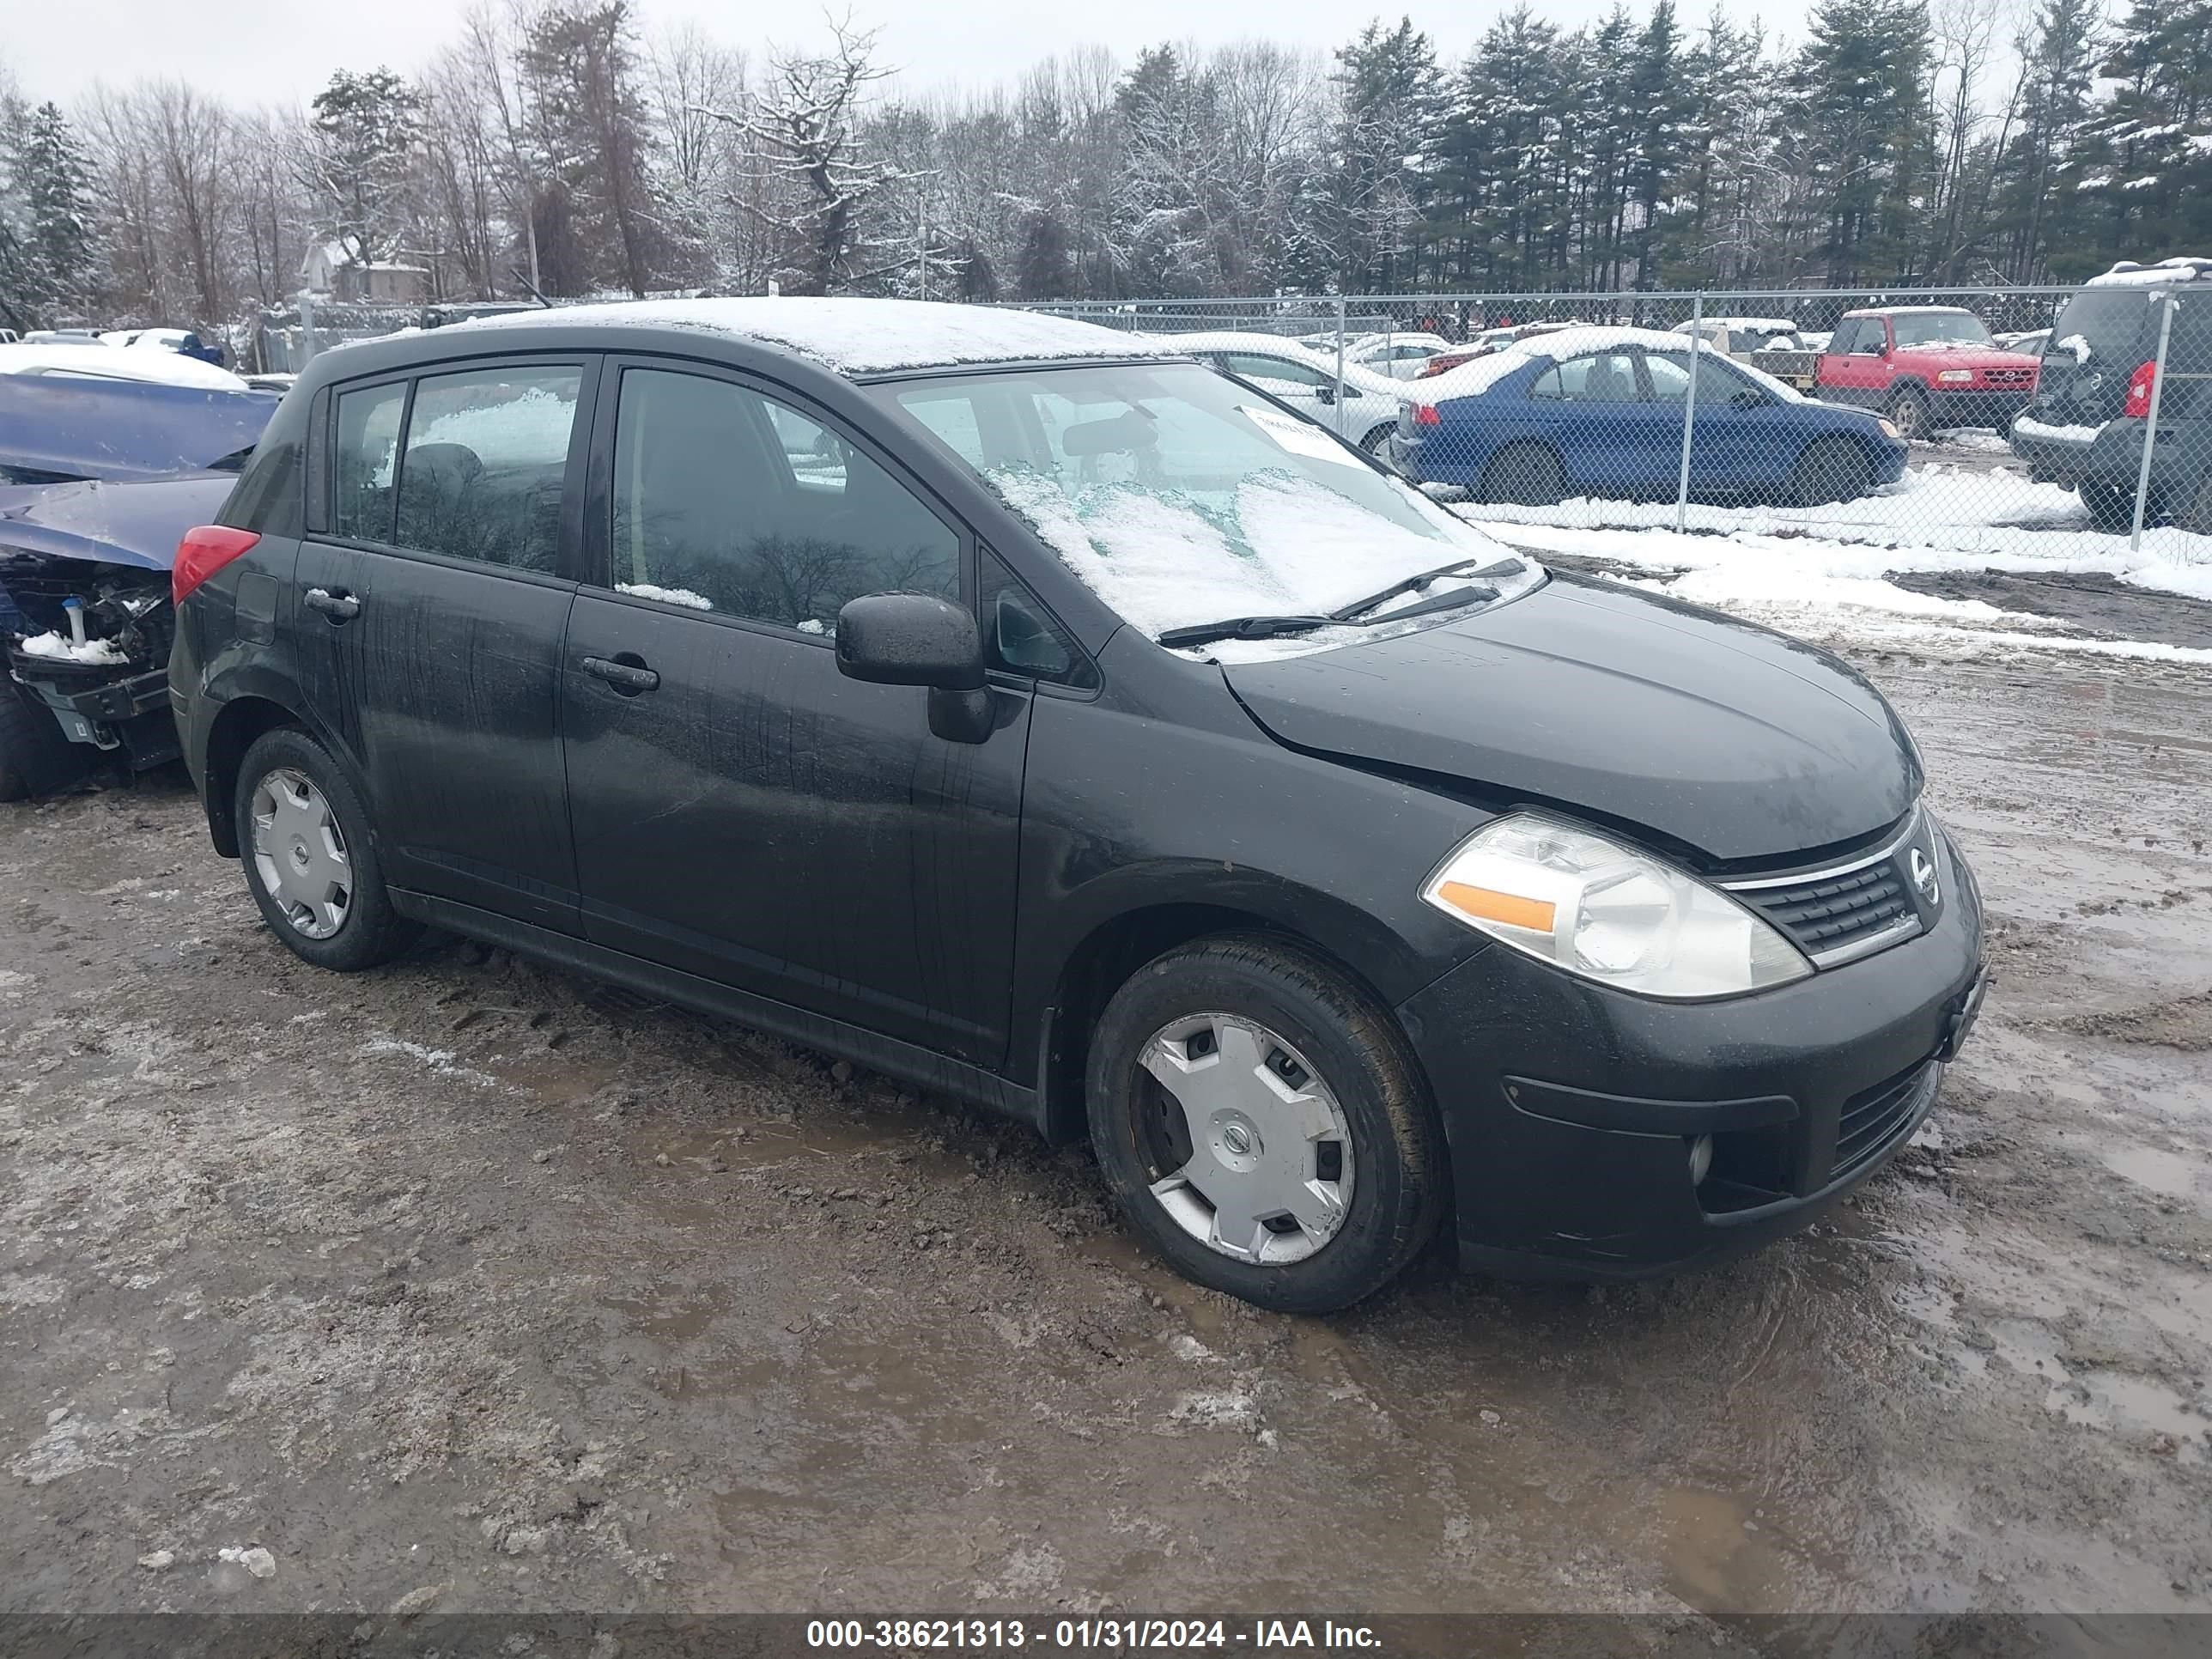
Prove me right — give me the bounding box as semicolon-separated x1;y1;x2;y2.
1531;350;1642;403
394;367;580;571
608;368;959;633
331;382;406;542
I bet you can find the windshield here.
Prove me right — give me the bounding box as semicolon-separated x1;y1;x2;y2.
882;362;1535;655
1890;313;1993;349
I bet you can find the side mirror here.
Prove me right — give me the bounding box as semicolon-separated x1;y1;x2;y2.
1315;385;1338;405
836;592;995;744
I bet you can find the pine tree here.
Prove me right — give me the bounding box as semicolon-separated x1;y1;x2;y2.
16;102;96;318
305;68;422;273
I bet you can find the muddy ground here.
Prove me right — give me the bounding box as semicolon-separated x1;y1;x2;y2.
2;653;2208;1630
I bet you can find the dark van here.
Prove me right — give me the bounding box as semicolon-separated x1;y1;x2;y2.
169;299;1985;1311
2009;257;2212;532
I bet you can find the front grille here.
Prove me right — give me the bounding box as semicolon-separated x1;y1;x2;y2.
1833;1061;1936;1176
1735;859;1917;963
1982;368;2036;388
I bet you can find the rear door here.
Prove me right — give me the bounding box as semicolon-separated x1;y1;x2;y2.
557;359;1031;1065
293;356;592;933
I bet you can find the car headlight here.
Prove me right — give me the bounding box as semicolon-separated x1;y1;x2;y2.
1937;368;1974;385
1879;418;1902;440
1420;815;1813;1000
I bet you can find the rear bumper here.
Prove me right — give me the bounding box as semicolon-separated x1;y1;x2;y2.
2010;416;2203;495
1396;828;1984;1279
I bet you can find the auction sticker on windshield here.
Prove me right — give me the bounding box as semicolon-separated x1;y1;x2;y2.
1238;404;1364;467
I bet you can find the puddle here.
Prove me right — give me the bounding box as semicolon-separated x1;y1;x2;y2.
2050;1370;2208;1459
2100;1143;2207;1201
1656;1486;1806;1613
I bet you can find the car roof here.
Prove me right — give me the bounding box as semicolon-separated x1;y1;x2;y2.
1842;306;1976;319
425;297;1174;378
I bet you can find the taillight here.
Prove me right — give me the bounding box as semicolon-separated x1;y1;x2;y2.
2124;360;2159;419
1414;404;1442;427
173;526;260;605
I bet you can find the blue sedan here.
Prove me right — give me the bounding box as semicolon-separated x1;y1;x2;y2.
1390;329;1908;506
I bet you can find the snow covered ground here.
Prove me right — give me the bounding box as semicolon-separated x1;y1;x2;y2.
1477;514;2212;665
1446;453;2212;665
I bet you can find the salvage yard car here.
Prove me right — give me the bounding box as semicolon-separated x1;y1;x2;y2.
169;298;1986;1311
1390;326;1908;506
1814;307;2044;438
2008;256;2211;532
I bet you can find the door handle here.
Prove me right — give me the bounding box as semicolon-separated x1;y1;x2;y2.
580;654;660;695
302;586;360;621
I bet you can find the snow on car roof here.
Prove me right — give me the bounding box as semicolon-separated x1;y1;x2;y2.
1842;305;1975;316
453;297;1170;376
0;343;248;392
1412;325;1813;404
1677;317;1797;332
2087;257;2212;289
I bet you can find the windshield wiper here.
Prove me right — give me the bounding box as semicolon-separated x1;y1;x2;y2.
1329;556;1524;622
1157;614;1336;648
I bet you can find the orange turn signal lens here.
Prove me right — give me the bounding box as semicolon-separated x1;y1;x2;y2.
1434;881;1555;933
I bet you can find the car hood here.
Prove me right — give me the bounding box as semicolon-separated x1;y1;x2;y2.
1218;575;1921;866
0;471;235;571
1896;346;2040;371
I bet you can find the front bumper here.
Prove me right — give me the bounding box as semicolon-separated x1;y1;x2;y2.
1928;386;2033;428
13;665;179;765
1395;830;1984;1279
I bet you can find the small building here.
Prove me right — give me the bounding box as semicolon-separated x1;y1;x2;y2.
300;241;431;305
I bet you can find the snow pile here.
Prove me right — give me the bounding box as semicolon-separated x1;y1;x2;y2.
617;581;713;610
15;630;129;665
455;297;1166;375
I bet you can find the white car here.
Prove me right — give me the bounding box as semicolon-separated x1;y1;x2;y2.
1153;331;1413;453
1346;331;1454;380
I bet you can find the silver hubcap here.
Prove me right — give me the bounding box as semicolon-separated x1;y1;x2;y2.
249;768;351;940
1138;1014;1355;1266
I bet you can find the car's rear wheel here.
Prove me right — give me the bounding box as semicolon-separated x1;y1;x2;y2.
234;727;419;971
1478;442;1566;507
1791;437;1875;506
2080;478;2137;532
1886;384;1931;441
1086;935;1446;1313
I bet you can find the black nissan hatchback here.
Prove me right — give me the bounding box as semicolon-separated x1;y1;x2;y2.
170;299;1985;1312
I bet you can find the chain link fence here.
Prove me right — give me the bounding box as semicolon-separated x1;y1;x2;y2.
1009;286;2212;586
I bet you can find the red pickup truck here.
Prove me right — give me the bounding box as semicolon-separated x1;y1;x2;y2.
1815;307;2043;438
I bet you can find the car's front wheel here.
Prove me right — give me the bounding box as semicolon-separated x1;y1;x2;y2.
234;727;419;971
1086;936;1446;1313
1887;384;1931;441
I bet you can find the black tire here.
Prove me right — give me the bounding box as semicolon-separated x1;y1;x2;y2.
2185;471;2212;537
1477;442;1566;507
1886;383;1931;441
1086;934;1446;1314
2080;478;2137;533
0;680;90;802
1791;437;1875;506
1358;422;1395;457
233;726;419;971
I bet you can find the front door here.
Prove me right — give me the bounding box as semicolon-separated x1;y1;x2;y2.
1641;349;1772;494
558;361;1030;1066
293;358;592;933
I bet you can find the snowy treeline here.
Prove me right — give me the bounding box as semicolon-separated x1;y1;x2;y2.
0;0;2208;333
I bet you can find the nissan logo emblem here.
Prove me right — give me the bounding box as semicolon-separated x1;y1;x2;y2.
1910;846;1941;907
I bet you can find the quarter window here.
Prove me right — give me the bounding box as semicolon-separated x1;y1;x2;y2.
609;368;960;633
392;366;581;570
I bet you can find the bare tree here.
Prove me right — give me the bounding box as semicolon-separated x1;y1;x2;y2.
705;17;917;295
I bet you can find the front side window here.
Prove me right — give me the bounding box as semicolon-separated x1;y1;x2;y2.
881;362;1534;645
393;366;581;570
331;381;406;542
610;368;959;632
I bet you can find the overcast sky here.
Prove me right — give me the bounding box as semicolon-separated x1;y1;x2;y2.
5;0;1808;111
